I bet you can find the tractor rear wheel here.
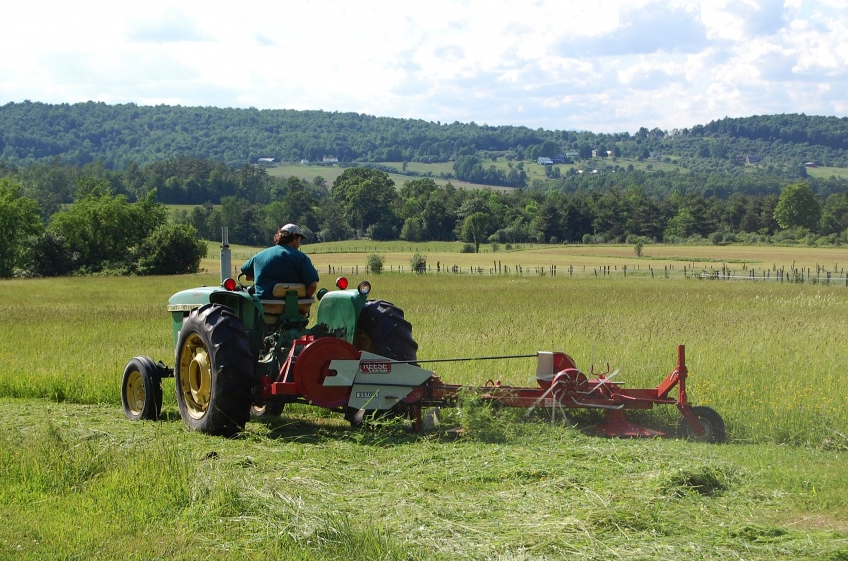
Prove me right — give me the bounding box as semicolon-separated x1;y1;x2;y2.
676;406;726;443
348;300;418;426
353;300;418;362
121;356;162;421
175;304;253;437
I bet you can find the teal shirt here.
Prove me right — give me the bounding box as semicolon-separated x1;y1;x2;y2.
241;245;319;299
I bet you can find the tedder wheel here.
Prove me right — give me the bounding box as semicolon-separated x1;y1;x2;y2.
250;401;285;418
121;356;163;421
348;299;419;427
175;303;253;437
676;406;726;443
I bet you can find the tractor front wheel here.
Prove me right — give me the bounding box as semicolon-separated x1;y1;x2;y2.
175;304;253;437
121;356;163;421
676;406;726;443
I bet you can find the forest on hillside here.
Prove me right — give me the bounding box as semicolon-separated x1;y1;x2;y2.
2;102;848;180
3;157;847;278
3;102;848;278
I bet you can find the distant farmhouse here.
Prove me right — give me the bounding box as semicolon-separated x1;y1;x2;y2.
323;156;339;164
745;155;761;165
537;157;554;165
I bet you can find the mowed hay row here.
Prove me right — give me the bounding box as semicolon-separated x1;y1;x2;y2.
1;273;846;445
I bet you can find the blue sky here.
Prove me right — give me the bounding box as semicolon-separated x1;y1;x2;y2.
2;0;846;133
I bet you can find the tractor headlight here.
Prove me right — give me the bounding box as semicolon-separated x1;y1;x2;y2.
357;281;371;296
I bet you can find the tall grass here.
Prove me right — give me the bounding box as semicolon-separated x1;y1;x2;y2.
1;270;846;445
1;398;846;560
400;275;847;446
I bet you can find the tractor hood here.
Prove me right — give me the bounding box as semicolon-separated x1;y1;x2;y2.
167;286;223;312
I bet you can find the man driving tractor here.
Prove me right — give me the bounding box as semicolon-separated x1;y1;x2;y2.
240;223;319;298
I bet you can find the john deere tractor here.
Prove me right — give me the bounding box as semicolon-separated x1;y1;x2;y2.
121;273;418;436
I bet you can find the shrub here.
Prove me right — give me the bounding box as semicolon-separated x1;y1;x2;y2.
409;252;427;273
136;224;207;275
366;253;385;274
460;243;475;253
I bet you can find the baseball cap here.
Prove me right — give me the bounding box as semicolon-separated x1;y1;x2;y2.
280;223;306;238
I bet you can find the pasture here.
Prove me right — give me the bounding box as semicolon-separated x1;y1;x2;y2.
1;243;846;559
266;157;690;193
266;162;513;192
2;256;846;445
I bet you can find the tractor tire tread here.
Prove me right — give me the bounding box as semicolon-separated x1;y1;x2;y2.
353;299;418;362
175;303;253;437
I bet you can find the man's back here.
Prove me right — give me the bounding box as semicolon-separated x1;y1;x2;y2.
243;245;318;299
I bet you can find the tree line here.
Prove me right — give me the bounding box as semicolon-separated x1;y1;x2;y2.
1;172;206;278
2;102;848;181
2;157;846;278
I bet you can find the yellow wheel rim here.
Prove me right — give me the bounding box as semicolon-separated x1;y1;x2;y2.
125;369;146;416
179;333;212;419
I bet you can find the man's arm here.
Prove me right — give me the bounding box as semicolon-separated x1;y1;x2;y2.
240;257;255;281
305;281;317;298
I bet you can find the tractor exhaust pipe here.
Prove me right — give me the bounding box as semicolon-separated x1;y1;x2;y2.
220;227;231;283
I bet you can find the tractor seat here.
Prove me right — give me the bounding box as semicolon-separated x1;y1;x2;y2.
260;283;314;325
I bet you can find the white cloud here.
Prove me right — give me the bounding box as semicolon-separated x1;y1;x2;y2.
0;0;846;133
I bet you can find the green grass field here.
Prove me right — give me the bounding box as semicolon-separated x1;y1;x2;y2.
228;239;848;279
266;162;513;191
265;157;689;192
1;397;845;560
805;165;848;180
1;244;846;559
2;243;847;445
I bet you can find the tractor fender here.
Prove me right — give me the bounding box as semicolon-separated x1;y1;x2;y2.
315;289;368;343
167;286;263;348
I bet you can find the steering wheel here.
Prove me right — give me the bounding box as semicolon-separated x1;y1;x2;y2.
237;272;252;291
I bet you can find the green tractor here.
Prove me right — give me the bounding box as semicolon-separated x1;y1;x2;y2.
121;271;418;436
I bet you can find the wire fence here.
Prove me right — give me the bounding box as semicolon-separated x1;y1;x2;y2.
314;261;848;286
209;251;848;287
